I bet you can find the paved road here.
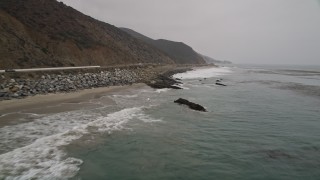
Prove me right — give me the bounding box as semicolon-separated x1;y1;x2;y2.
0;66;100;73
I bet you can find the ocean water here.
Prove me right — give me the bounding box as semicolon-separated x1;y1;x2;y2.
0;64;320;179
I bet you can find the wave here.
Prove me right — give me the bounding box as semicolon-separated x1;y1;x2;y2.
0;107;150;179
186;83;217;90
173;83;190;90
155;88;170;93
173;67;232;79
112;94;138;98
135;111;163;123
250;68;320;77
279;83;320;98
242;80;320;98
0;112;22;119
0;110;99;154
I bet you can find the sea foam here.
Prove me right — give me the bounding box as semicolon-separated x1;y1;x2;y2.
0;110;99;154
173;67;232;79
0;107;146;179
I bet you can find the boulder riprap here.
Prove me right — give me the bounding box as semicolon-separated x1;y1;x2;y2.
0;66;162;101
174;98;207;112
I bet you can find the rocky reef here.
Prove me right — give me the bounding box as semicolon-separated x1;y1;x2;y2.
174;98;207;112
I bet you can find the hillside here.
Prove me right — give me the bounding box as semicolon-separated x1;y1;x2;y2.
0;0;175;69
200;54;232;64
121;28;206;65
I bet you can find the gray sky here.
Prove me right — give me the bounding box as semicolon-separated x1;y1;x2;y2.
59;0;320;65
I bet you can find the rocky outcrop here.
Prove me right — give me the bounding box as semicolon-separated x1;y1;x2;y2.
174;98;207;112
147;75;182;89
215;79;227;86
216;82;227;86
146;68;191;89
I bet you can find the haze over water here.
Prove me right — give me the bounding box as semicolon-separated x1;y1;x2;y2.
59;0;320;65
1;64;320;179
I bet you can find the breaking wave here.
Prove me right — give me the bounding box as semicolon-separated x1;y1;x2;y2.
173;67;232;79
0;107;154;179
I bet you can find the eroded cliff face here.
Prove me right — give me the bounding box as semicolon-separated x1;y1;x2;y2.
0;0;174;69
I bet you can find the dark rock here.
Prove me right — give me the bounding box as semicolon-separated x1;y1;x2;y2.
170;85;183;89
216;82;227;86
11;93;19;98
10;85;21;92
30;89;38;94
147;67;191;89
147;75;182;89
21;93;29;97
0;92;7;97
3;88;10;93
174;98;207;112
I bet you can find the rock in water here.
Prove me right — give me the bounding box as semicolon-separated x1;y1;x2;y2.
147;75;182;89
147;68;190;89
216;82;227;86
174;98;207;112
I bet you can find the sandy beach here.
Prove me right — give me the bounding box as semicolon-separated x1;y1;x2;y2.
0;83;146;115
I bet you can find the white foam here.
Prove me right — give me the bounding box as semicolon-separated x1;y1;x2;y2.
187;83;217;89
136;111;163;123
174;83;190;90
173;67;232;79
0;112;23;118
0;107;144;179
155;88;170;93
113;94;138;98
0;110;100;153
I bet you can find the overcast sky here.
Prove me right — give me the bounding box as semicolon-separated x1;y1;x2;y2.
59;0;320;65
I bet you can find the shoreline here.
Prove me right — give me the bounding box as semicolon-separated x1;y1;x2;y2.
0;64;215;115
0;64;202;101
0;84;145;115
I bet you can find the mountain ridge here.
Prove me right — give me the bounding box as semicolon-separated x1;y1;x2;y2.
0;0;177;69
120;27;206;65
200;54;232;64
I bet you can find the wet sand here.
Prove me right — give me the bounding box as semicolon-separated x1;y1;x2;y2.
0;83;146;116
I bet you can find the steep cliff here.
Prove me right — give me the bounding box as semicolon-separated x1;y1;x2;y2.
0;0;174;69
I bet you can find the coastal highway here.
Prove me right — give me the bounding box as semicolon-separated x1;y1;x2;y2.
0;63;164;73
0;66;101;73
